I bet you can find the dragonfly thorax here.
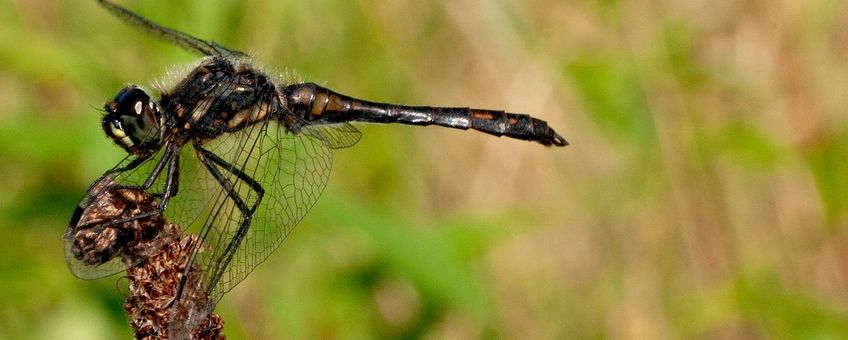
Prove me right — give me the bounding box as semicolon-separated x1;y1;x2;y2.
102;85;164;157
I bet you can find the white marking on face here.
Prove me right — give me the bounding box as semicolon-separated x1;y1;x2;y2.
134;101;143;115
110;123;127;138
120;136;134;148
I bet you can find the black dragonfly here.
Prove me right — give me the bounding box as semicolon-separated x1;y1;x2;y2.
66;0;568;337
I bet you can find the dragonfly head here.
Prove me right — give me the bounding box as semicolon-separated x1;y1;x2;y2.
102;85;163;156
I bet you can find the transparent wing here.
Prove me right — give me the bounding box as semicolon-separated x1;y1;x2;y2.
64;147;175;279
188;121;362;299
208;124;328;300
96;0;246;58
160;109;360;331
64;172;126;279
305;122;362;149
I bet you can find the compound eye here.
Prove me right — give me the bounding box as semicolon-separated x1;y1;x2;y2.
112;86;152;117
102;85;162;154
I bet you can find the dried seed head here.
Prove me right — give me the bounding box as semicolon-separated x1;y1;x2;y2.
70;177;224;339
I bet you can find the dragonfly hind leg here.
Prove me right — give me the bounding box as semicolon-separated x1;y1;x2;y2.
169;145;266;335
193;145;265;291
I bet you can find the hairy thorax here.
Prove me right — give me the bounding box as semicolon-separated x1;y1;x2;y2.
159;57;280;146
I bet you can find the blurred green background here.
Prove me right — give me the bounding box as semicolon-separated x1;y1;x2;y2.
1;0;847;339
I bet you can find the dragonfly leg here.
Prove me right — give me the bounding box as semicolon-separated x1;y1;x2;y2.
80;148;180;229
185;145;265;296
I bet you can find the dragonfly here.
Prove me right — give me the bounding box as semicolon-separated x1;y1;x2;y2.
66;0;568;337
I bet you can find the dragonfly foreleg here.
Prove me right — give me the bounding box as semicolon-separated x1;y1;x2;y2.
82;147;180;230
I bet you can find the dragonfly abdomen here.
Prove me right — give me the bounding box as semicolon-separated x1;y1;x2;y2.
283;83;567;146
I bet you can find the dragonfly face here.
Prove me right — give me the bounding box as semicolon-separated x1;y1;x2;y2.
102;85;163;157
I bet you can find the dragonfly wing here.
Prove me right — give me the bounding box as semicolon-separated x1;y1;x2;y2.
303;122;362;149
64;148;176;279
165;115;353;333
96;0;247;58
